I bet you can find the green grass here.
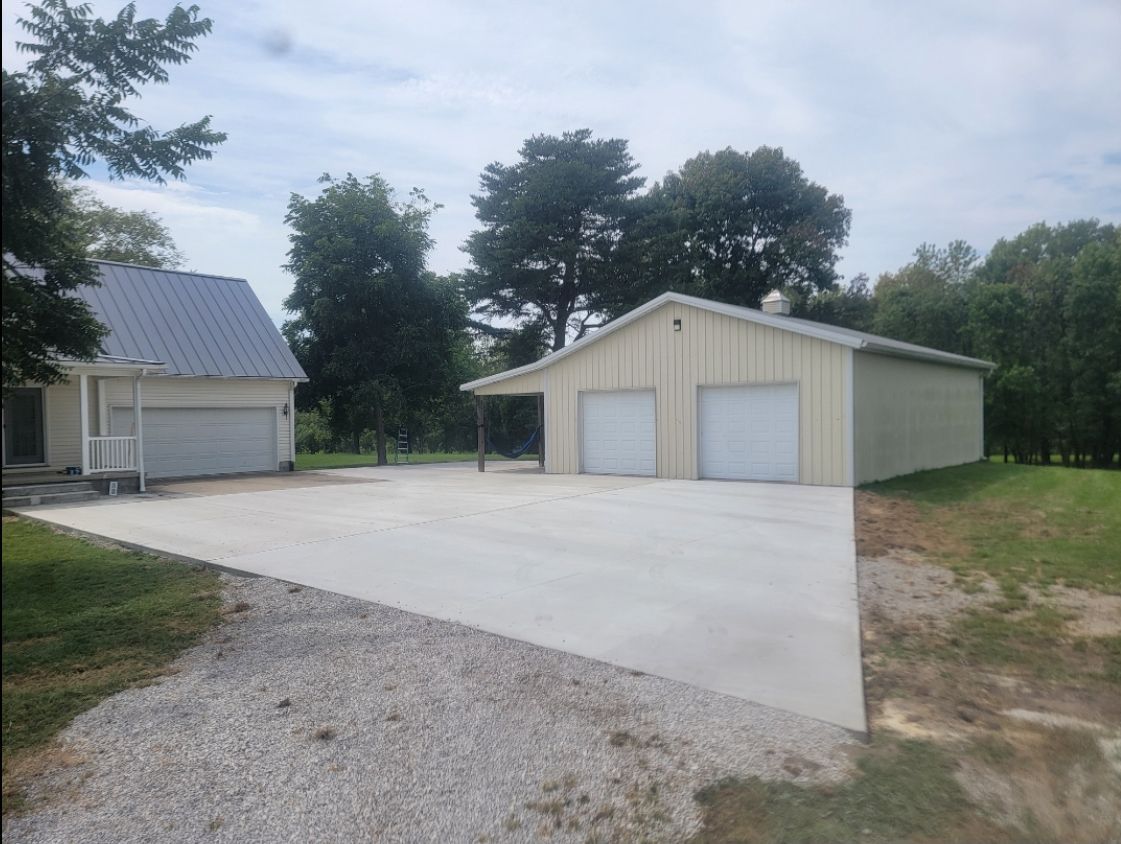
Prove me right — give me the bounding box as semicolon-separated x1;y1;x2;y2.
690;740;1008;844
863;462;1121;594
2;519;222;811
295;450;537;470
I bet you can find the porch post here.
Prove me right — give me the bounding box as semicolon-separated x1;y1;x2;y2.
475;394;486;473
537;393;545;469
133;374;145;492
78;373;90;475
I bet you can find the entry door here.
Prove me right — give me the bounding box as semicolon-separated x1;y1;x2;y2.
698;384;798;482
111;406;277;478
581;390;656;476
3;387;46;466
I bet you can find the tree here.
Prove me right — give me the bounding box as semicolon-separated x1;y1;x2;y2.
871;241;977;354
2;0;224;390
283;174;466;463
791;274;875;331
65;187;185;267
464;129;644;353
620;146;851;311
972;221;1117;465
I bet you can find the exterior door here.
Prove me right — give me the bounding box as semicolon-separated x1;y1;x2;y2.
3;387;46;466
580;390;656;476
698;384;799;482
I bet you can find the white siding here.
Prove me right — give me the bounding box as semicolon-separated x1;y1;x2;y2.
853;352;984;484
100;376;293;468
540;302;850;485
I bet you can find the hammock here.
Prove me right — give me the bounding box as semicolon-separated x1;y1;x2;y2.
486;426;541;460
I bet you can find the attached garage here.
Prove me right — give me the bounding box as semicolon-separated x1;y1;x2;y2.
110;407;277;479
463;291;994;486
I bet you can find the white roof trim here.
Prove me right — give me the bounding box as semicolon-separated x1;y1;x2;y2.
461;291;994;391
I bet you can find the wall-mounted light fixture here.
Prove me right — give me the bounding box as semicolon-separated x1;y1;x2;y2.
673;318;682;332
282;402;290;418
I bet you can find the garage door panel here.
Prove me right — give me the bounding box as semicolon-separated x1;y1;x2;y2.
112;407;277;478
699;384;799;482
582;391;656;476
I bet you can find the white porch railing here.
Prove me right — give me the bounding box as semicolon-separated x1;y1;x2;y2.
89;436;138;472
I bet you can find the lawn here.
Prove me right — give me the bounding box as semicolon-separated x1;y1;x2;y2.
296;450;536;470
862;461;1120;593
690;462;1121;844
2;519;223;813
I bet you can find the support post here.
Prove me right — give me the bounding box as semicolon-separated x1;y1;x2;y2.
133;374;145;493
475;394;486;472
78;373;90;475
537;393;545;469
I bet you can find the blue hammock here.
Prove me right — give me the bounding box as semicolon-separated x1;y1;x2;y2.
487;426;541;459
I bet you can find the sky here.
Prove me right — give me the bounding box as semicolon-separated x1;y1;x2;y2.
3;0;1120;325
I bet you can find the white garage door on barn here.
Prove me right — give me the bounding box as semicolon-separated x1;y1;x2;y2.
581;390;656;476
111;407;277;478
699;384;799;482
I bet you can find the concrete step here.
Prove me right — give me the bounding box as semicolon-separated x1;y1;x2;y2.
3;480;95;498
3;490;102;508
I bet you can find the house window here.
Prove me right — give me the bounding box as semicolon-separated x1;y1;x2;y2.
3;387;46;466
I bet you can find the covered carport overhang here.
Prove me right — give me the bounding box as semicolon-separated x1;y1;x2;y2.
461;370;545;472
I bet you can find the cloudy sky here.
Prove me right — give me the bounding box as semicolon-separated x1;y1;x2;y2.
4;0;1120;324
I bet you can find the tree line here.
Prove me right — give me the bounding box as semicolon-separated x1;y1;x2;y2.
800;226;1119;468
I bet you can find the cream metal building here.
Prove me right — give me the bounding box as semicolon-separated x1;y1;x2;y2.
462;291;994;486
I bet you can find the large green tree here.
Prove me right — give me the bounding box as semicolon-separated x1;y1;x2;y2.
283;174;466;463
65;187;184;268
2;0;224;390
971;220;1118;466
871;241;978;354
463;129;644;353
620;146;851;311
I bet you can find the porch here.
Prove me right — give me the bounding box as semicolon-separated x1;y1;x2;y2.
2;356;164;492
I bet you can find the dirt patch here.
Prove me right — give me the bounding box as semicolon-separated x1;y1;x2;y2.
860;552;996;631
1035;586;1121;638
854;490;968;557
857;551;1121;843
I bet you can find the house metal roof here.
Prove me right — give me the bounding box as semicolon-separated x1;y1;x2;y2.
461;291;994;391
71;260;307;380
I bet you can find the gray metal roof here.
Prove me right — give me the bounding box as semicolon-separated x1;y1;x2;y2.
463;291;994;391
73;260;306;379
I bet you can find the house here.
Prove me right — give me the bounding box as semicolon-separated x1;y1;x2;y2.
462;290;995;486
2;260;307;493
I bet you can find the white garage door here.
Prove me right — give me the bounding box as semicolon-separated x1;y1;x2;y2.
698;384;799;482
111;407;277;478
581;390;656;476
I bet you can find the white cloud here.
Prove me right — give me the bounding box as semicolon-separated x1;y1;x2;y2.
3;0;1119;315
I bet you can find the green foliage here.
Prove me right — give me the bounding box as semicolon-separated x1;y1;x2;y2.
2;519;221;808
628;146;851;311
2;0;224;390
857;225;1118;467
64;186;184;267
871;240;976;354
791;274;875;331
464;129;644;353
283;174;468;462
972;221;1119;466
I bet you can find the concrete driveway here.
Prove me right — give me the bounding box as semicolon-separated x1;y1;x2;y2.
16;463;865;732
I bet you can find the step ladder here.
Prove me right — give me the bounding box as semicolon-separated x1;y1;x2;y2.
395;427;409;464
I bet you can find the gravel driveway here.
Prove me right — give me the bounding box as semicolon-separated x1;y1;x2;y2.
5;575;855;843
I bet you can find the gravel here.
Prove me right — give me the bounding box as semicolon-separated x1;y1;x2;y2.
5;575;855;844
